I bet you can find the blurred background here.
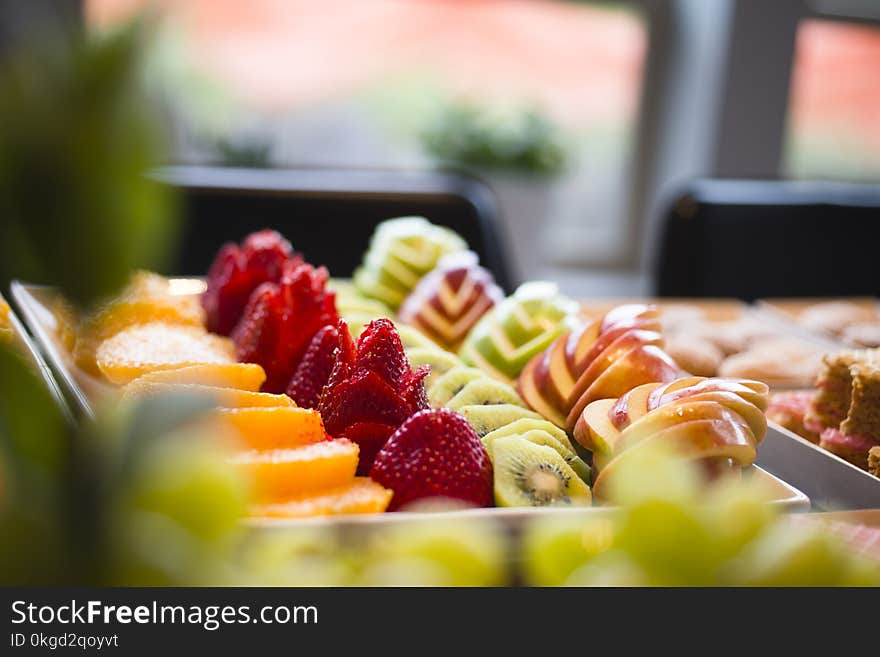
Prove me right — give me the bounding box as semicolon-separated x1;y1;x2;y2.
3;0;880;294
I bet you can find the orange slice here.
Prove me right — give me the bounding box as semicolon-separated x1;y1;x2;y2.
218;407;324;449
126;363;266;392
231;439;359;502
96;322;235;385
122;381;292;408
74;272;204;375
251;478;392;518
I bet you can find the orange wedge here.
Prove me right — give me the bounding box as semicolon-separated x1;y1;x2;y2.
217;407;325;449
251;478;392;518
231;439;359;502
126;363;266;392
122;381;293;408
74;272;204;375
96;322;235;385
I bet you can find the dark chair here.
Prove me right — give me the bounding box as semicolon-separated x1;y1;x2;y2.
654;179;880;300
152;166;514;292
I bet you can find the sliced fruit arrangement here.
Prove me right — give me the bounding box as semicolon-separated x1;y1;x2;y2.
202;229;301;336
398;251;504;352
517;304;680;432
353;216;468;310
121;364;392;519
232;261;339;393
73;271;204;376
370;408;493;510
576;376;769;500
460;281;580;384
317;318;430;474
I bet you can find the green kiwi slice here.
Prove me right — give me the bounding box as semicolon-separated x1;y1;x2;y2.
458;404;542;438
427;366;486;407
482;422;591;485
491;437;592;507
445;378;526;411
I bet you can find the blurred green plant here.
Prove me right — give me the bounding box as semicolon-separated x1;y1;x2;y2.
0;21;177;308
0;344;246;585
423;102;568;176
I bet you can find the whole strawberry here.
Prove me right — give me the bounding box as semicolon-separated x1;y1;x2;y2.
370;408;493;511
202;229;301;335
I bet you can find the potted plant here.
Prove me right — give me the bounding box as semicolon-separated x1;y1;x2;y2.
422;102;568;282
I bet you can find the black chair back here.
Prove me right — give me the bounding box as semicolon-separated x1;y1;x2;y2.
654;179;880;300
153;167;514;292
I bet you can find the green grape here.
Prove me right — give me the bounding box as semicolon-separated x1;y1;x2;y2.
728;524;854;587
372;518;508;587
125;437;246;545
564;550;648;587
521;514;615;586
112;510;232;586
600;443;702;508
701;477;776;562
237;528;353;586
616;500;718;586
357;557;453;587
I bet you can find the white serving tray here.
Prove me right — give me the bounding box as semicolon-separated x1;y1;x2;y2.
3;289;73;423
757;422;880;510
11;280;811;519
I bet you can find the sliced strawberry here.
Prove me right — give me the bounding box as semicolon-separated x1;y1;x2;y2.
370;408;493;511
286;324;343;408
340;421;398;475
232;262;339;393
203;230;298;336
318;370;410;436
355;318;409;385
401;365;430;414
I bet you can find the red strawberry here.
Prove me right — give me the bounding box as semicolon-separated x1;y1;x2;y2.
355;318;409;385
286;321;349;408
316;319;430;472
202;230;300;335
232;262;339;393
340;422;398;476
370;408;493;511
318;371;412;436
401;365;430;413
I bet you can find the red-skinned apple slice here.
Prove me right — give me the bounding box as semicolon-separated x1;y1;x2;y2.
565;344;679;431
609;382;664;430
574;397;618;453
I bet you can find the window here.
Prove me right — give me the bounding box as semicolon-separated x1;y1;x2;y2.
87;0;648;275
784;18;880;181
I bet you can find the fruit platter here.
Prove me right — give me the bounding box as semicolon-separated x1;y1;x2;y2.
12;217;809;525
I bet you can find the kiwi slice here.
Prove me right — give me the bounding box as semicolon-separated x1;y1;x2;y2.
446;379;526;411
458;404;541;438
491;437;592;507
480;418;570;446
397;325;443;351
427;366;486;408
482;424;590;484
406;347;462;387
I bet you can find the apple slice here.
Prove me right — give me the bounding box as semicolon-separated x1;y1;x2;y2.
565;344;679;431
573;398;619;453
609;382;663;429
